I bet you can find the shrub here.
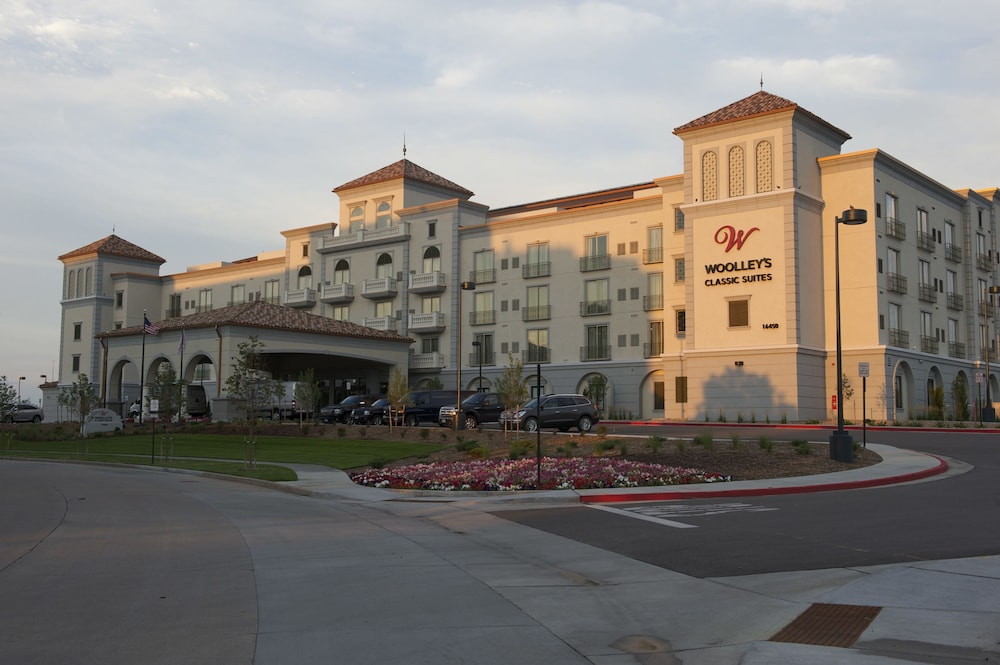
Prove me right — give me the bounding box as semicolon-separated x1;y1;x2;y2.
455;439;477;452
675;439;686;453
419;428;429;440
694;432;714;450
730;434;744;451
792;439;812;455
717;410;727;423
781;412;788;424
368;457;391;469
646;435;664;454
617;440;629;455
337;427;346;438
736;412;744;423
596;425;607;438
595;439;617;454
467;445;491;459
758;436;773;453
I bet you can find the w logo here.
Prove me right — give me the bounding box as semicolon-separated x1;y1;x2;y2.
715;225;760;252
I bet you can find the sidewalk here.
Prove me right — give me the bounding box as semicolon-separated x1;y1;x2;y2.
267;443;1000;664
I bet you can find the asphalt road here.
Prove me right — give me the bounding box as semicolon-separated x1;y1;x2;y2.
495;427;1000;577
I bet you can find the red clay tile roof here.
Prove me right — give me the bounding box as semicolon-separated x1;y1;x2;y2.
97;300;413;343
673;90;849;141
333;159;474;197
58;234;166;264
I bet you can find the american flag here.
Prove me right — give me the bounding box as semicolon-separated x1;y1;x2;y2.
178;327;186;353
143;315;160;336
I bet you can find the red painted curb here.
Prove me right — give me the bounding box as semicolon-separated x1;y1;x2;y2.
579;454;950;504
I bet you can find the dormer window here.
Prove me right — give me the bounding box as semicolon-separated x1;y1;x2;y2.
375;201;392;229
349;205;364;233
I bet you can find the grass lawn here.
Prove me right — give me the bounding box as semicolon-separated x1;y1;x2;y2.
1;433;446;482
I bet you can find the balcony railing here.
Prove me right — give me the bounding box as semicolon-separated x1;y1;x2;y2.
643;294;664;311
408;271;446;294
469;310;496;326
918;284;937;303
579;254;611;272
642;247;663;264
978;253;993;272
468;351;496;366
886;217;906;240
165;307;182;318
580;299;611;316
947;292;964;310
195;304;214;313
361;277;398;299
319;283;354;303
917;231;936;252
284;289;317;307
980;301;997;318
362;316;398;332
643;341;664;358
920;336;939;354
319;222;409;251
522;262;551;279
886;273;908;294
948;342;966;359
945;243;962;262
888;328;909;348
523;347;551;363
409;351;445;369
522;305;551;321
470;268;496;285
407;311;445;333
580;345;611;361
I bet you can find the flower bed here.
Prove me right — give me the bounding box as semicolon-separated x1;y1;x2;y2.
350;457;730;491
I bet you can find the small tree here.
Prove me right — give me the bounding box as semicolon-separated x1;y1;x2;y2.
842;373;855;420
495;354;529;439
147;364;182;423
928;385;945;421
0;376;17;406
57;373;99;424
225;336;283;468
424;376;444;390
583;374;609;414
952;375;971;421
385;367;412;431
293;368;322;424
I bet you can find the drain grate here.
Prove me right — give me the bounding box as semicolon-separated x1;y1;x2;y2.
770;603;882;648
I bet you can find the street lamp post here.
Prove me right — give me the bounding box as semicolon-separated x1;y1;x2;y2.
455;280;476;429
471;340;483;392
830;207;868;462
18;376;25;403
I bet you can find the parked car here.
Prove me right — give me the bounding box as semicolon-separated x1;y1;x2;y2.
350;398;398;426
438;392;506;429
319;394;380;424
500;394;599;433
402;390;474;427
2;403;44;424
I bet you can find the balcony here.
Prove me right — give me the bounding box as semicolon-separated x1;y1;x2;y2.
947;292;964;310
917;231;936;252
886;273;908;294
886;217;906;241
362;316;398;332
470;268;496;285
579;254;611;272
580;300;611;316
318;222;410;252
284;288;316;307
408;311;445;333
643;294;664;311
361;277;398;299
888;328;909;348
980;301;997;318
642;247;663;264
409;351;445;369
643;341;664;358
522;305;551;321
920;336;939;354
522;262;551;279
918;284;937;303
978;253;993;272
319;283;354;304
945;243;962;262
523;347;551;364
165;307;182;318
195;304;214;313
580;345;611;361
469;310;496;326
408;271;446;294
948;342;966;359
468;351;496;366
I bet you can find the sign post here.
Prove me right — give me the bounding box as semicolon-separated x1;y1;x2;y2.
858;362;870;448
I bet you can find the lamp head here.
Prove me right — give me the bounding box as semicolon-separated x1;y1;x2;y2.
838;208;868;225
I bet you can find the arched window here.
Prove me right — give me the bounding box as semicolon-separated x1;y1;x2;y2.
756;140;773;193
375;201;392;229
75;268;84;298
85;267;93;296
67;270;76;299
375;253;393;279
349;206;364;233
333;259;350;285
702;151;718;201
297;265;312;289
422;246;441;274
728;146;745;197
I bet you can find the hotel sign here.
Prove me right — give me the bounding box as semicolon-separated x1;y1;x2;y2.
704;225;774;287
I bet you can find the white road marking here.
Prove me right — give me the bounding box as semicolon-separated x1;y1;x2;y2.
587;502;779;529
588;504;698;528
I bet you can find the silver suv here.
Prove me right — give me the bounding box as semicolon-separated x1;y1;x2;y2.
2;403;44;424
500;394;598;433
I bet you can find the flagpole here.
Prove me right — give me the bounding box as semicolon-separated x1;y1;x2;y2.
140;311;147;428
177;326;185;424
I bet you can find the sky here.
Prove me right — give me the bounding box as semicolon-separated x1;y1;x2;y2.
2;0;999;407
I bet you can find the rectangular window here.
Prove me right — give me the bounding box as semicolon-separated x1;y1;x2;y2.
472;291;495;325
674;207;685;231
73;322;82;341
616;243;626;256
72;355;80;373
525;242;550;278
500;258;509;270
629;287;639;301
630;333;640;347
332;305;349;320
422;337;439;354
648;320;664;357
728;299;749;328
302;243;309;258
617;334;627;348
583;279;610;316
674;257;685;282
675;376;688;403
115;291;124;308
421;295;440;313
263;280;280;305
676;309;686;334
584;324;610;361
168;294;181;318
644;226;663;264
525;285;549;321
527;328;549;362
586;234;608;257
231;284;246;306
654;381;665;409
617;288;627;302
198;289;213;312
629;241;639;254
428;220;436;238
473;250;496;284
375;301;393;318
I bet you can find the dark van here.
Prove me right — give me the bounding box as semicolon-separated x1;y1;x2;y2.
402;390;474;427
